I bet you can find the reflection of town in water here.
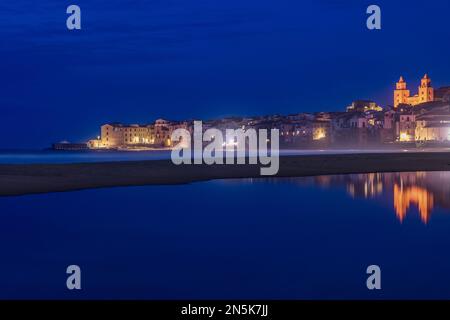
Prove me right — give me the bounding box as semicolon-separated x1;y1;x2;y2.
312;172;450;224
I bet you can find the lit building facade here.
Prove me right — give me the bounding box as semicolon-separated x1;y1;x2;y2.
89;119;189;149
398;113;416;142
346;100;382;113
415;106;450;142
394;74;434;108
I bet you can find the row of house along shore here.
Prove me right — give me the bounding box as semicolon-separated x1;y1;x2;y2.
52;74;450;150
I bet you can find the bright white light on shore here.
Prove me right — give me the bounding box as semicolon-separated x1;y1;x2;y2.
313;131;326;140
399;132;412;142
222;140;238;147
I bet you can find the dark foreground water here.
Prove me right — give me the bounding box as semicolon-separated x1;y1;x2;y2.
1;172;450;299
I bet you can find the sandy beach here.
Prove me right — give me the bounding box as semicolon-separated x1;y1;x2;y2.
1;152;450;196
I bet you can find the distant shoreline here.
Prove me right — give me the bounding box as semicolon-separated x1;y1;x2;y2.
1;152;450;196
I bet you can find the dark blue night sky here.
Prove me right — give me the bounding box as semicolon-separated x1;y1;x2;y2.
1;0;450;148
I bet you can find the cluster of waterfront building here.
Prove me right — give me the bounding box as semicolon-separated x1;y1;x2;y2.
82;74;450;150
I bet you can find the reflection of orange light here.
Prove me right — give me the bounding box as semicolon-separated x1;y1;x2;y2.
393;183;434;223
352;173;383;198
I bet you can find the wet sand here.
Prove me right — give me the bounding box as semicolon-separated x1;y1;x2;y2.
1;152;450;196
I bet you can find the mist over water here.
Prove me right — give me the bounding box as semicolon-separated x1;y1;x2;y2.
2;148;450;164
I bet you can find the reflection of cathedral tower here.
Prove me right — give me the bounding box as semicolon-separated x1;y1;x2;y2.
393;184;434;223
327;172;450;224
394;74;434;108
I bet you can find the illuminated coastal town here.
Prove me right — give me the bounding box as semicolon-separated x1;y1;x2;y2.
54;75;450;150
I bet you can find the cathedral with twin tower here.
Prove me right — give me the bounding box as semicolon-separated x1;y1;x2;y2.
394;74;434;108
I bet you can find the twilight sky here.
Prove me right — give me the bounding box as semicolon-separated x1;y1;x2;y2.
1;0;450;148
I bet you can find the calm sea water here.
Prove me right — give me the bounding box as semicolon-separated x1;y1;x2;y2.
0;150;172;164
0;171;450;299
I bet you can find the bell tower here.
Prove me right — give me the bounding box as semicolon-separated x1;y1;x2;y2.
418;74;434;104
394;76;410;108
